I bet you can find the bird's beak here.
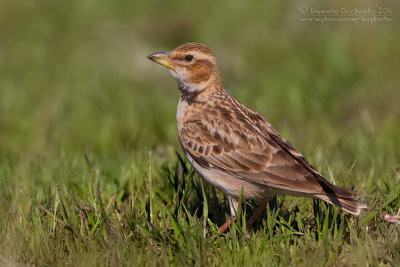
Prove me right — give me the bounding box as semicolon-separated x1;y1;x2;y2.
147;51;175;71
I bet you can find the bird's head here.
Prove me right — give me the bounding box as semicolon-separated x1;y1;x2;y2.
147;43;222;96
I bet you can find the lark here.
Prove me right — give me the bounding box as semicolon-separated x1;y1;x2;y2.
147;43;367;233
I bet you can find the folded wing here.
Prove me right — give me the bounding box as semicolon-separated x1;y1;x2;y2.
179;101;356;199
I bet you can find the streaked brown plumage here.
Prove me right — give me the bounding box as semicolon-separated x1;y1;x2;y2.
147;42;367;231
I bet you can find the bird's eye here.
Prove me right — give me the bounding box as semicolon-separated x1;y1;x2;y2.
184;55;194;62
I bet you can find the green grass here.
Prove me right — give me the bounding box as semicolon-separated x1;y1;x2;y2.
1;0;400;266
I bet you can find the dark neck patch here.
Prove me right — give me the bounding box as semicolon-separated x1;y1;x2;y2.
179;82;202;104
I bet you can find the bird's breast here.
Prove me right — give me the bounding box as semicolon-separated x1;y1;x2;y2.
176;97;205;126
176;97;188;124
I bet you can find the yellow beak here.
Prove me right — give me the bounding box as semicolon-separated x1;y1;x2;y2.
147;51;174;71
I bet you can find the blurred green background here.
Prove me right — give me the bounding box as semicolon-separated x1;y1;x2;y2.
0;0;399;265
1;0;399;165
1;0;399;163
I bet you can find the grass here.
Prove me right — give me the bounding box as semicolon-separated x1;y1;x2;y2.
1;0;400;266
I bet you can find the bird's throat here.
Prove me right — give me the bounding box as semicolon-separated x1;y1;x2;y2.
179;82;202;104
177;73;224;105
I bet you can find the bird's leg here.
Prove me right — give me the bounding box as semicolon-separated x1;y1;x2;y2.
246;198;270;232
218;216;236;233
217;197;238;233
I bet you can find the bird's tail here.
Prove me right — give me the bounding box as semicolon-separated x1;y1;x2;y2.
315;185;367;215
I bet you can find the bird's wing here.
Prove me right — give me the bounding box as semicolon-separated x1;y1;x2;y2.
238;102;356;198
179;102;355;198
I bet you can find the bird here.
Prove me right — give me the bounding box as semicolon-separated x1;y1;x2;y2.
147;42;367;233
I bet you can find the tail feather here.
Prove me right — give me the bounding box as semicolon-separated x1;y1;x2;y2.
328;184;357;199
316;194;367;215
